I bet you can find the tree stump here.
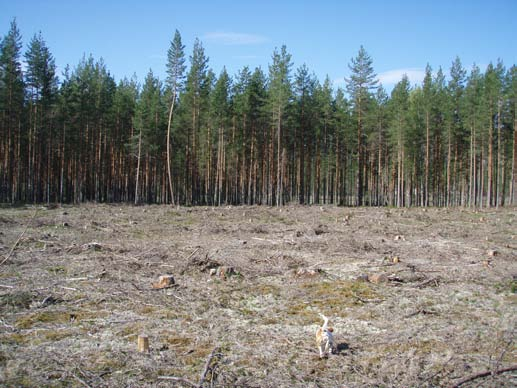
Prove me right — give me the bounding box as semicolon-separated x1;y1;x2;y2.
138;335;149;352
152;275;175;289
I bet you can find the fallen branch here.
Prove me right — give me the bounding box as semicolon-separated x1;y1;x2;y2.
415;277;441;288
448;364;517;388
185;247;201;261
0;209;38;266
351;291;384;304
70;372;92;388
57;285;79;291
404;309;438;318
158;346;222;388
198;346;221;387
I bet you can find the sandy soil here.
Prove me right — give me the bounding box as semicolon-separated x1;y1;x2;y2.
0;204;516;387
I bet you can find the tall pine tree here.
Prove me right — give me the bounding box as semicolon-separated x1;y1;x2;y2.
346;46;378;205
165;29;186;205
268;45;292;206
0;19;24;202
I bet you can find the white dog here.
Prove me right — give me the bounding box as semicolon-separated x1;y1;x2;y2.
315;313;336;358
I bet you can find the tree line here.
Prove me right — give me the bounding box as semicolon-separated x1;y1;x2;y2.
1;20;516;207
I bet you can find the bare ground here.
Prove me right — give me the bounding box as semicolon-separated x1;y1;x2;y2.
0;204;516;387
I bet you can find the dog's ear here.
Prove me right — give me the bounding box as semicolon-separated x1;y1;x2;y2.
327;327;334;332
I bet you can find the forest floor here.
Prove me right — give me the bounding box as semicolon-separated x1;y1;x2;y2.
0;204;516;387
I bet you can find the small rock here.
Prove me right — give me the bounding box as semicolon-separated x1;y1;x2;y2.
152;275;175;289
394;235;405;241
392;256;400;264
368;273;388;284
487;249;498;257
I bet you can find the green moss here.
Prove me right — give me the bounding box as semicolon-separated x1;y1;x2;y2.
182;342;215;368
0;332;30;345
286;303;316;325
166;336;192;348
91;353;126;373
39;329;74;342
137;305;156;315
3;376;37;387
251;283;281;297
494;279;517;294
116;322;144;340
381;339;448;356
46;265;67;275
15;309;106;329
261;316;281;325
284;280;381;323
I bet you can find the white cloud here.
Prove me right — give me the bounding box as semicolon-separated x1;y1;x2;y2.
203;32;268;45
378;68;426;86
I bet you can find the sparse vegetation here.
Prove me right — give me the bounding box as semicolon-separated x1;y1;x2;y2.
0;204;516;387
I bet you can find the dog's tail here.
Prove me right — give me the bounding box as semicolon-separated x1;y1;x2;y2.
319;313;329;330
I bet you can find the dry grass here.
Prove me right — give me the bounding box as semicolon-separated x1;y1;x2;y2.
0;204;516;387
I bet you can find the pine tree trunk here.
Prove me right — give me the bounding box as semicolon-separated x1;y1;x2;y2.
135;129;142;205
469;123;474;207
276;106;282;206
511;115;517;205
487;106;494;207
357;107;363;206
446;126;451;207
248;125;255;205
166;92;176;206
425;112;430;206
335;137;340;205
496;100;502;207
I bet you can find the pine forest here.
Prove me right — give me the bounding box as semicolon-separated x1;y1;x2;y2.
1;20;516;207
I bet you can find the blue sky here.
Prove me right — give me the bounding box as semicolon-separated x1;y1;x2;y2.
1;0;516;92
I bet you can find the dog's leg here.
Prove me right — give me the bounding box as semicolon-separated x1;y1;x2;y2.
329;337;335;354
319;343;325;358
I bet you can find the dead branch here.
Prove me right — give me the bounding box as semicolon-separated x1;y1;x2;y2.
70;371;92;388
404;309;438;318
198;346;221;387
415;277;441;288
158;346;222;388
185;247;201;261
351;291;384;304
448;364;517;388
0;209;38;266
